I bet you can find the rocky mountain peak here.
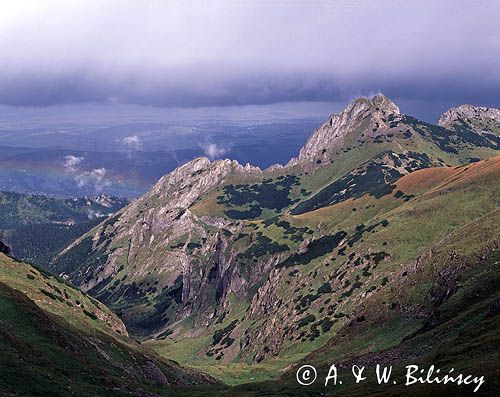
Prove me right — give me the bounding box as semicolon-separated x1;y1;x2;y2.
438;104;500;130
287;94;400;168
349;93;400;116
152;157;260;195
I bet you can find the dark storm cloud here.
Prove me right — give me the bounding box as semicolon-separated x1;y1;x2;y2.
1;0;499;109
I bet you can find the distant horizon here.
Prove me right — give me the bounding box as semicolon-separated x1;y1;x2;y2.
2;94;496;128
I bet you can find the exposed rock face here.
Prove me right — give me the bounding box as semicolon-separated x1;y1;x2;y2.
287;94;401;169
438;104;500;134
438;104;500;126
93;305;129;336
139;360;168;385
0;237;12;256
298;238;311;254
150;157;261;203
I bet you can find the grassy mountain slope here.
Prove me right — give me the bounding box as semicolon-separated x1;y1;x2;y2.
0;253;215;396
0;253;127;336
170;209;500;396
285;209;500;390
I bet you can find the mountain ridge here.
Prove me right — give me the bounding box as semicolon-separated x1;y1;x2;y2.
111;95;500;179
47;94;500;385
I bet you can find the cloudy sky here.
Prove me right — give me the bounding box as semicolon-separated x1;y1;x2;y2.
1;0;499;117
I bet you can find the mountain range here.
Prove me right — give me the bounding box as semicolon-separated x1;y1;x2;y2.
1;94;499;395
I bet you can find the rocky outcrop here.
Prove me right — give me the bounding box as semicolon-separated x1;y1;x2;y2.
0;237;12;256
287;94;401;169
438;104;500;134
150;157;261;204
438;104;500;126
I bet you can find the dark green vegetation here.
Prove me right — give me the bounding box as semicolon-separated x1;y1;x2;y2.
278;232;347;268
218;175;299;219
277;211;500;396
238;235;290;260
404;115;500;153
0;191;127;227
291;151;432;215
5;219;102;265
452;118;500;142
55;231;116;285
0;191;127;265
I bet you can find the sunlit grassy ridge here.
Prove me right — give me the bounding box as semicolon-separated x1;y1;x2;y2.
0;253;126;335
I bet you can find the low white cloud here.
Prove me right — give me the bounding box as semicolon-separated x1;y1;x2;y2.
62;155;84;172
86;208;105;219
121;135;142;150
75;168;110;192
62;155;111;193
201;143;229;160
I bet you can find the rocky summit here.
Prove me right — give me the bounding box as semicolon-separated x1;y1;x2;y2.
47;94;500;390
438;104;500;137
287;94;401;168
438;103;500;128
